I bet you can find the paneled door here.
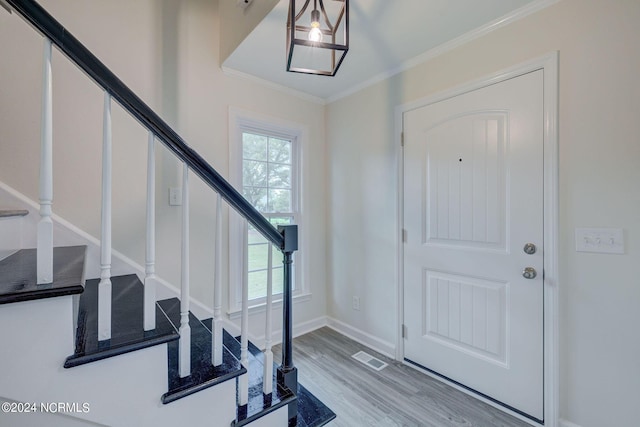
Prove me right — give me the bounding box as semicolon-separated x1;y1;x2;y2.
403;70;544;421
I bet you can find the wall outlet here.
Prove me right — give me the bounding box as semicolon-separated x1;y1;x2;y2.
169;187;182;206
352;296;360;311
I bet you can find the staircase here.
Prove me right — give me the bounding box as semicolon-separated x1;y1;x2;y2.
0;0;335;426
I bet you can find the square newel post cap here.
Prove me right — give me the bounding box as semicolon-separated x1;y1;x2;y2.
278;224;298;252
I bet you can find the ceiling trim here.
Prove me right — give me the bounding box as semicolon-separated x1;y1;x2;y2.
221;66;327;105
325;0;560;104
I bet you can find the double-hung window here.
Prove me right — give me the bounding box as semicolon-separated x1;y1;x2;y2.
229;110;302;310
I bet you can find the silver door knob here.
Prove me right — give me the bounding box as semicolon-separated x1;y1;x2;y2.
523;243;537;255
522;267;537;279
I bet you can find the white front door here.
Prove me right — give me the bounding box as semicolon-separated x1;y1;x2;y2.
403;70;544;421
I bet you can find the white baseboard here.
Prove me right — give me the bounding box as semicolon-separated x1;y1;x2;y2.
232;315;395;360
559;420;582;427
242;316;329;350
289;315;327;343
326;317;396;358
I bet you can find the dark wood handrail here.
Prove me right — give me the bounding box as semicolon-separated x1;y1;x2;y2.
7;3;300;419
6;0;285;249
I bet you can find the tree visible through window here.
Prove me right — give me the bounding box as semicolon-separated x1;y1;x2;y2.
242;131;297;300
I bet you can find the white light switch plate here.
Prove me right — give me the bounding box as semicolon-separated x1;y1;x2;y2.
575;228;624;254
169;187;182;206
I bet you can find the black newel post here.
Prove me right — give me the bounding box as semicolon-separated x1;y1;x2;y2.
277;225;298;425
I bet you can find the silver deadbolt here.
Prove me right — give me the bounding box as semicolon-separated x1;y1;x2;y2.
522;267;537;279
523;243;537;255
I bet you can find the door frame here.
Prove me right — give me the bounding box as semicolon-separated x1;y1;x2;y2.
395;52;559;426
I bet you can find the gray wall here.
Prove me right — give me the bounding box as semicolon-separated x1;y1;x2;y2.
0;0;328;341
326;1;640;426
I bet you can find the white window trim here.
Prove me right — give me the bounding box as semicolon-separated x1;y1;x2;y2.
228;106;308;313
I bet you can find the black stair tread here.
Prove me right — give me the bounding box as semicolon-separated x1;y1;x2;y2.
242;347;335;427
197;319;296;426
0;209;29;218
157;299;246;404
202;319;336;427
64;274;179;368
0;246;86;305
231;336;335;427
233;341;333;427
293;383;336;427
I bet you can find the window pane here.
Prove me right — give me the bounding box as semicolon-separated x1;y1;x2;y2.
248;242;268;271
243;160;267;187
247;251;287;298
243;186;267;211
269;216;292;226
248;268;286;299
272;267;284;294
240;129;297;302
248;226;266;244
243;133;267;161
268;138;291;164
248;270;267;300
269;163;291;189
268;189;291;212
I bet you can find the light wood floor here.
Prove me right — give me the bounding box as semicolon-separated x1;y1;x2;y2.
273;327;532;427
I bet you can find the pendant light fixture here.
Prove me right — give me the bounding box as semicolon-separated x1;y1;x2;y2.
286;0;349;76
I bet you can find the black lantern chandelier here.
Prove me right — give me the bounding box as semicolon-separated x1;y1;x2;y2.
286;0;349;76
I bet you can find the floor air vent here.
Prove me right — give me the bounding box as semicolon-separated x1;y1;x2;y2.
351;351;388;371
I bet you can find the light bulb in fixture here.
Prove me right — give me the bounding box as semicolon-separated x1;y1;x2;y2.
308;27;323;42
308;9;322;42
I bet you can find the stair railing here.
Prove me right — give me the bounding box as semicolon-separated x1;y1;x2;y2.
263;243;275;395
6;0;298;419
98;92;113;341
36;37;53;285
144;132;158;331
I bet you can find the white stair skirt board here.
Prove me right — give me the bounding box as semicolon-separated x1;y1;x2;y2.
0;180;216;321
352;351;388;371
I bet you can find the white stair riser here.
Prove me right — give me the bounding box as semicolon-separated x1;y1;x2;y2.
0;296;239;426
251;406;289;427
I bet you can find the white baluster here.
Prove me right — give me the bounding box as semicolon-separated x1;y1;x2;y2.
144;132;157;331
37;38;53;285
239;219;249;406
179;163;191;378
263;243;274;395
98;92;112;341
212;193;223;366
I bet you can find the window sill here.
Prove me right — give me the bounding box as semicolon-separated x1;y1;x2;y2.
227;292;312;320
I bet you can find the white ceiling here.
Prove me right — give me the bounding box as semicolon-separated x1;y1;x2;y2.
223;0;546;102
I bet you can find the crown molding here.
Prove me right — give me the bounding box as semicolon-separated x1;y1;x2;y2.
221;66;327;105
326;0;560;104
